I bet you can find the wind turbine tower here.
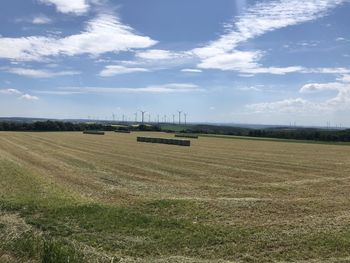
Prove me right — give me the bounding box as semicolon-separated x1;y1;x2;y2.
184;113;187;125
140;110;146;123
177;110;182;125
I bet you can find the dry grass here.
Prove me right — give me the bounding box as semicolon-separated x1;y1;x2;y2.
1;131;350;262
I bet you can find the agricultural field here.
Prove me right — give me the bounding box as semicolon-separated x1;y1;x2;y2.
1;131;350;262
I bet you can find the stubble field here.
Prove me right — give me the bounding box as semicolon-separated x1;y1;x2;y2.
1;131;350;262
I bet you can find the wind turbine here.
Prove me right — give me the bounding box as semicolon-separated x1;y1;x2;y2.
177;110;182;125
134;112;138;123
140;110;146;123
184;113;187;125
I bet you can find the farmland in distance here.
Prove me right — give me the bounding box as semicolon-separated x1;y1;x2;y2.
1;131;350;262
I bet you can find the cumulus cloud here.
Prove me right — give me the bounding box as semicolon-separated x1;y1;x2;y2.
0;14;157;61
21;94;39;100
99;65;149;76
300;82;345;93
338;74;350;83
247;75;350;113
192;0;346;73
5;67;80;78
0;88;38;100
38;0;90;15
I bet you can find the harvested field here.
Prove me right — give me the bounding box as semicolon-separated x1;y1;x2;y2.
1;131;350;262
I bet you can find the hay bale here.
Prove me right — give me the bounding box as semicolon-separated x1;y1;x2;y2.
115;130;131;133
136;137;190;147
175;133;198;139
83;130;105;135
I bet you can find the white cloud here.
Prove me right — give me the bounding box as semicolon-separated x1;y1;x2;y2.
136;49;180;60
247;98;315;113
338;74;350;83
299;81;350;111
0;14;157;61
195;0;345;57
303;68;350;74
242;66;304;75
238;86;263;92
197;50;262;71
5;67;80;78
197;49;304;74
336;37;346;41
21;94;39;100
192;0;346;73
132;49;194;71
0;88;39;100
0;88;22;95
39;83;201;94
99;65;149;77
15;14;52;24
238;74;255;78
39;0;89;15
32;15;52;24
247;76;350;114
181;69;202;73
297;41;320;47
300;82;345;93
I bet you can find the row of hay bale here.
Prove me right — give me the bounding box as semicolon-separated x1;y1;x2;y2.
83;130;105;135
137;136;190;146
174;133;198;139
114;130;131;133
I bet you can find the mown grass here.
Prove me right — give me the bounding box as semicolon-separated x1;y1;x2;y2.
1;132;350;262
4;198;350;262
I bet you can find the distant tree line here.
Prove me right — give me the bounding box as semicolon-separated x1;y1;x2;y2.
184;124;250;136
0;121;161;132
248;128;350;142
168;124;350;142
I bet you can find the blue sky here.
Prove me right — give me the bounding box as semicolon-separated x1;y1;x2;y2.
0;0;349;126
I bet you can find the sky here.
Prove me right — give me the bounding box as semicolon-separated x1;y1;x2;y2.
0;0;349;126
